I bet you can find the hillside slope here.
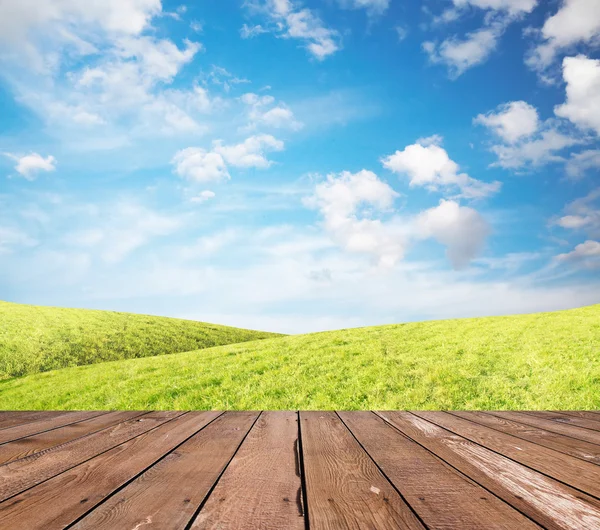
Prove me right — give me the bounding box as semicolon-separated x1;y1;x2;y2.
1;304;598;410
0;301;280;379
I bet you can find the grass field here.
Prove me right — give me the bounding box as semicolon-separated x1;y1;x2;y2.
0;301;280;379
0;303;598;410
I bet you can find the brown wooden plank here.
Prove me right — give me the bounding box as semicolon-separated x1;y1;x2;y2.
377;411;600;530
0;412;105;444
415;411;600;499
71;411;259;530
300;411;425;530
340;411;538;529
0;412;221;530
453;411;600;465
0;412;70;431
490;411;600;447
191;411;304;530
0;411;181;501
526;411;600;432
555;411;600;421
0;411;145;465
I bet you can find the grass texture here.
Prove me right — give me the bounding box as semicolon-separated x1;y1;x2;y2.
0;301;280;379
0;304;598;410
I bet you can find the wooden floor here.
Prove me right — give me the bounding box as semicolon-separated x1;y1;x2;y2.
0;411;599;529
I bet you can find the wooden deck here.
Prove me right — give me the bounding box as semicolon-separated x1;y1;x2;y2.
0;411;599;529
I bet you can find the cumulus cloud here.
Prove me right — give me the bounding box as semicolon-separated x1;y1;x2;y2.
172;135;284;183
566;149;600;179
191;190;216;203
240;92;302;131
452;0;537;15
4;152;57;180
243;0;340;60
213;134;284;168
555;240;600;268
554;55;600;136
172;148;230;183
416;199;490;269
381;136;500;199
306;170;406;267
474;101;539;143
526;0;600;73
474;100;582;170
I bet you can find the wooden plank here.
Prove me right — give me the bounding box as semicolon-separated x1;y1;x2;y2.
300;411;425;530
0;412;70;431
490;411;600;447
415;411;600;499
0;412;105;444
0;411;144;465
71;411;259;530
0;411;181;502
377;411;600;530
526;411;600;432
340;411;537;529
453;411;600;464
556;411;600;421
0;412;221;530
191;411;304;530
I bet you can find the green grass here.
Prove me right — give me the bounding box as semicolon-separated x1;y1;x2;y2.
0;303;598;410
0;301;280;379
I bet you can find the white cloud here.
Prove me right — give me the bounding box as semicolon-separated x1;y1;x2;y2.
452;0;537;15
213;134;284;168
240;92;303;131
0;0;162;72
474;100;583;170
395;26;409;41
489;129;580;169
244;0;340;60
527;0;600;72
566;149;600;179
307;170;406;267
191;190;216;203
240;24;268;38
4;152;57;180
381;136;501;199
336;0;390;17
554;55;600;136
474;101;539;143
172;148;230;183
416;199;490;270
555;189;600;238
555;240;600;268
172;134;284;183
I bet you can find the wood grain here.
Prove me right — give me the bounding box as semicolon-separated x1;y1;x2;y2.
377;411;600;530
0;411;144;465
490;411;600;446
0;412;221;530
71;411;259;530
191;411;304;530
341;411;537;529
526;411;600;432
0;412;70;431
453;411;600;464
0;412;105;445
301;411;424;530
0;411;181;502
415;411;600;499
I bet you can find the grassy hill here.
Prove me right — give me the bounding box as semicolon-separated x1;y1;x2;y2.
0;301;280;379
0;303;598;410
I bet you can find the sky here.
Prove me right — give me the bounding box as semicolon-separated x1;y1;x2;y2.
0;0;599;334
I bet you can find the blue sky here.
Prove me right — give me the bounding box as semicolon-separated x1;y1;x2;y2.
0;0;599;333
